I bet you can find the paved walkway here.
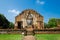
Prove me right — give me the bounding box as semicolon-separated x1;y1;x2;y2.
22;35;36;40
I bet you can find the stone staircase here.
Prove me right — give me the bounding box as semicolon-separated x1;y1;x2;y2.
24;30;35;36
26;30;35;35
24;28;35;36
24;25;35;36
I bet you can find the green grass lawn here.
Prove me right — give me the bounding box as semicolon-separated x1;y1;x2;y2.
0;34;23;40
35;34;60;40
0;34;60;40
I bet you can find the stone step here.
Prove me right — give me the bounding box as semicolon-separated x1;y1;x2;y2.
24;31;35;36
27;31;34;35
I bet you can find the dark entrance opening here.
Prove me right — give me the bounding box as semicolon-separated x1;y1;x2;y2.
18;21;23;29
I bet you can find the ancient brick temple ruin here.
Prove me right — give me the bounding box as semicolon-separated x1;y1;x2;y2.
14;9;44;30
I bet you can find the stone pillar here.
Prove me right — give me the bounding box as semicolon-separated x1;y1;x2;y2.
40;21;44;29
37;22;40;30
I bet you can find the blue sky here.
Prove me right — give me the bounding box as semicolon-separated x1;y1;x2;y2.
0;0;60;23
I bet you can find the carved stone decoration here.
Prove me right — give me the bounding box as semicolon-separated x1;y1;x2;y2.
26;13;33;26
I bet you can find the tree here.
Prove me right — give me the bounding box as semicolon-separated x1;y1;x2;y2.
9;22;14;29
0;14;10;29
56;19;60;27
48;18;57;28
44;23;49;28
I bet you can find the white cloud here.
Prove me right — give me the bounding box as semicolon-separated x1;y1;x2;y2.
36;0;45;5
8;9;20;14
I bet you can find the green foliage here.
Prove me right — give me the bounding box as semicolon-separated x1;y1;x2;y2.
9;22;14;29
0;13;14;29
48;18;57;28
0;14;10;29
56;19;60;24
44;23;48;28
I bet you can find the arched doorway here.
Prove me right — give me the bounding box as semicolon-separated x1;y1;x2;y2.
17;21;23;29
